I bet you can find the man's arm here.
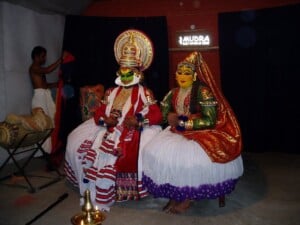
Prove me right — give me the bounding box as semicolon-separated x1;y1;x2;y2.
30;58;63;75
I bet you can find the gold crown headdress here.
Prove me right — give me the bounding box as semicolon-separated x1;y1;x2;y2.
177;51;200;72
114;29;154;71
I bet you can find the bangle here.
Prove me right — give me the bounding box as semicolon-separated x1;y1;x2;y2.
135;113;144;131
98;117;105;126
184;119;193;130
176;115;188;131
142;118;150;126
178;120;185;127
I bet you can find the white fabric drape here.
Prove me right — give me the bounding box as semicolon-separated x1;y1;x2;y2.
2;0;92;15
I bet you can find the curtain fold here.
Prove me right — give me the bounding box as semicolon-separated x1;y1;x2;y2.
218;4;300;153
2;0;92;15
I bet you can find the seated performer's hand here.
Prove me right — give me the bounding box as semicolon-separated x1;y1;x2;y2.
104;116;118;127
167;112;178;127
124;116;139;129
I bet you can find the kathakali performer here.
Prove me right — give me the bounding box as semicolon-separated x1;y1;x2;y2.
142;51;243;214
64;29;162;211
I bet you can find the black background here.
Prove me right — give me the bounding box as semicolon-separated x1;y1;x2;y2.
219;4;300;153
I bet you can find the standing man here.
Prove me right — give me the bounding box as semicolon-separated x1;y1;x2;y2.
29;45;63;153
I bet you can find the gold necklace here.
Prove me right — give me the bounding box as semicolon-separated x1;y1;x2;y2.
112;88;132;110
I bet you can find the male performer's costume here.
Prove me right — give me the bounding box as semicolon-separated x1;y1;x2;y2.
65;29;162;211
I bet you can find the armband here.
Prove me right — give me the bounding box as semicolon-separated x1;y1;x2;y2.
199;100;218;107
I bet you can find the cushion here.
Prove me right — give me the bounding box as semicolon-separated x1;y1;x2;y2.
80;84;104;121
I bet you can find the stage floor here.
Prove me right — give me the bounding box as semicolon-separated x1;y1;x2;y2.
0;151;299;225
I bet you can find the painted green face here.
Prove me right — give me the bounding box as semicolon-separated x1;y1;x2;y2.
119;67;135;85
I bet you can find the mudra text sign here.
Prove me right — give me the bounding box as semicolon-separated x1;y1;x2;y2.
178;35;210;46
176;30;211;47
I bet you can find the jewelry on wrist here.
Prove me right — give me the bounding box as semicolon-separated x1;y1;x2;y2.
178;120;185;127
184;119;193;130
98;117;105;126
135;113;144;131
142;118;150;126
176;115;188;131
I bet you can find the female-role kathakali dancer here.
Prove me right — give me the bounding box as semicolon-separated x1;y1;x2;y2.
142;52;243;214
64;29;162;211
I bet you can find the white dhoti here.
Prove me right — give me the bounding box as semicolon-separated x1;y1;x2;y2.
64;118;162;211
32;88;56;153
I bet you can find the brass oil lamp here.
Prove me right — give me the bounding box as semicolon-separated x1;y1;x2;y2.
71;189;106;225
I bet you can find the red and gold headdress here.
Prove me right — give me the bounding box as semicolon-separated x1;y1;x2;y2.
114;29;154;87
114;29;154;71
177;51;198;73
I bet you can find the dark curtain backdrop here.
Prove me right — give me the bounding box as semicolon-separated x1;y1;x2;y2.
59;16;169;147
218;4;300;153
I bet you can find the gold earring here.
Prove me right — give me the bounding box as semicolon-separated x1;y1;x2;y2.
193;73;197;81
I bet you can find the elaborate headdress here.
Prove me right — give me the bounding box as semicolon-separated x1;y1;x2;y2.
177;51;198;73
114;29;154;71
114;29;154;87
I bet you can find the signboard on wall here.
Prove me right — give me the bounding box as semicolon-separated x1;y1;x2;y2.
176;29;211;48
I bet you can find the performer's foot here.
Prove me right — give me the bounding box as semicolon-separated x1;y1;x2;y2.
219;195;225;207
162;199;176;212
168;199;191;214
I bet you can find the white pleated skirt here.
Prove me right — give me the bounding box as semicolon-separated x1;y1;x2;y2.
142;126;244;201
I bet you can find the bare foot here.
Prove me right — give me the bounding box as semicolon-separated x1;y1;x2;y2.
219;195;225;207
163;199;176;212
169;199;191;214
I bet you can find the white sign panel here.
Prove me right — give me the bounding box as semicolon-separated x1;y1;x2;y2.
176;30;211;48
178;34;210;46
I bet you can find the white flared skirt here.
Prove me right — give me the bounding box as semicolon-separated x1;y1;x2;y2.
142;127;244;201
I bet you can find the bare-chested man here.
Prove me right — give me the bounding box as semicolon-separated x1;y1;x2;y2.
29;46;64;153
